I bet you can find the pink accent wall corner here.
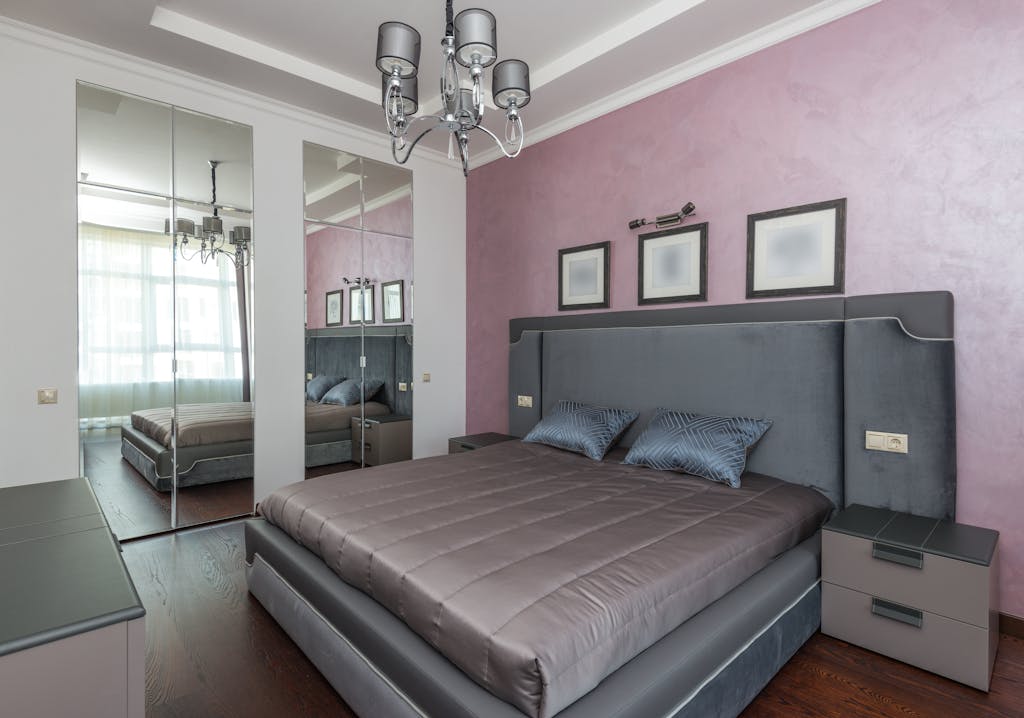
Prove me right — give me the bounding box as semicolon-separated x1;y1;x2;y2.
466;1;1024;615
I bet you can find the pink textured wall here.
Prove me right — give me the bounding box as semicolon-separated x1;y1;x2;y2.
305;223;412;328
466;1;1024;615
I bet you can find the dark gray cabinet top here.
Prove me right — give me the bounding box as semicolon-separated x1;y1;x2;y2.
450;433;520;450
0;478;145;657
362;414;411;425
825;504;998;567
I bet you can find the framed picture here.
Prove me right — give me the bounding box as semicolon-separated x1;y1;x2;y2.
746;198;846;298
638;222;708;304
325;289;342;327
558;241;610;311
349;285;375;324
381;279;405;323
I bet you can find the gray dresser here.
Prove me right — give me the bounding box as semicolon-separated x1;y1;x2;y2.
351;414;412;466
448;432;518;454
0;478;146;717
822;504;999;691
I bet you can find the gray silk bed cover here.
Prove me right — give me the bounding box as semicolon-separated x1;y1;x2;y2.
259;440;832;718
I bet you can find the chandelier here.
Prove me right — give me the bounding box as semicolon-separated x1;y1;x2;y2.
375;1;532;175
166;161;252;268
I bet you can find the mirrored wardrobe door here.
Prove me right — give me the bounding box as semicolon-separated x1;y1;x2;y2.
302;144;412;478
77;84;175;539
171;107;254;529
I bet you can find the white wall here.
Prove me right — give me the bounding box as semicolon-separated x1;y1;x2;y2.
0;19;466;500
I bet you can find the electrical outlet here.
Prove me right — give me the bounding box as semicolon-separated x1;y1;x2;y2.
306;372;313;380
422;372;431;383
517;395;534;408
37;388;58;405
865;430;908;454
398;382;408;391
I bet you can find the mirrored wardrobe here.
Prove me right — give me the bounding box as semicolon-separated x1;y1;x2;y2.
303;143;413;477
77;83;255;539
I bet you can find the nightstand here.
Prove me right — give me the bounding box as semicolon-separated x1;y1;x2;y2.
821;504;999;691
448;432;518;454
351;415;411;466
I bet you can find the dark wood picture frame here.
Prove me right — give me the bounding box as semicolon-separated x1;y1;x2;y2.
558;240;610;311
381;279;405;323
637;222;708;305
349;285;375;324
746;197;846;299
325;289;343;327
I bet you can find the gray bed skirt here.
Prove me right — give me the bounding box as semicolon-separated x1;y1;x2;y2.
244;519;821;718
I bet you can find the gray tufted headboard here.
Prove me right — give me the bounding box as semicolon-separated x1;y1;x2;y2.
508;292;956;520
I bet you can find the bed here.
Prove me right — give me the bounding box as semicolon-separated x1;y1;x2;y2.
245;291;957;718
120;400;390;492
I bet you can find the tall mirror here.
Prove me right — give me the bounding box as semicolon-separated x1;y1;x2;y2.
303;144;412;477
76;83;254;539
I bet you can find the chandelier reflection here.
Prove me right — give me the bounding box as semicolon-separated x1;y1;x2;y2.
165;160;252;268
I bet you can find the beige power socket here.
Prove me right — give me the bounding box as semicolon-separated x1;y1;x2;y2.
37;388;58;405
398;382;408;392
865;430;908;454
517;395;534;408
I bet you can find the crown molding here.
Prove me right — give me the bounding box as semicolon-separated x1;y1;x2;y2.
0;15;455;170
469;0;881;170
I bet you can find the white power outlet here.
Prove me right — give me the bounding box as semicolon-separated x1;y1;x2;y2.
517;395;534;408
37;388;58;405
865;430;908;454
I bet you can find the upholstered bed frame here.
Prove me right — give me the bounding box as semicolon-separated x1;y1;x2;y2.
304;325;413;467
246;291;956;718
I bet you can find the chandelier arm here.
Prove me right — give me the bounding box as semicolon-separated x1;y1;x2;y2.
391;117;447;165
457;135;469;177
472;121;526;159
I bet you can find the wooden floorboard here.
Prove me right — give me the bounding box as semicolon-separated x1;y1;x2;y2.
126;520;1024;718
84;435;254;540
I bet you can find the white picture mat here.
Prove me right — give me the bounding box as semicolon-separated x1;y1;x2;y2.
325;291;341;324
350;287;373;322
383;284;402;320
561;247;605;305
642;233;701;298
752;208;837;291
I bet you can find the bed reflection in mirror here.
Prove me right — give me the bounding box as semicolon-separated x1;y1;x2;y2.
303;144;413;475
76;82;254;539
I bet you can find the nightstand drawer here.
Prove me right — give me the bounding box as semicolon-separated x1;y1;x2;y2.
822;582;995;691
822;530;992;627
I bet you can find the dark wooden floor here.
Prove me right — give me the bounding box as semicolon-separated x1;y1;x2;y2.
84;433;254;540
124;520;1024;718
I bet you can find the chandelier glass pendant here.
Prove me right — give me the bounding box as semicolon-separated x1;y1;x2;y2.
166;160;252;268
375;0;531;175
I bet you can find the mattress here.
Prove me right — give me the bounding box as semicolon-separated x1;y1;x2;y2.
259;440;833;718
132;400;392;448
305;401;389;433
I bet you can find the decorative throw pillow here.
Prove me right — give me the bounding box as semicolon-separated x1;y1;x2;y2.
321;378;385;406
306;374;345;402
523;400;639;461
623;409;773;488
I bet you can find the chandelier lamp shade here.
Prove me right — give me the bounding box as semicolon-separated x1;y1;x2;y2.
375;1;531;175
165;160;252;268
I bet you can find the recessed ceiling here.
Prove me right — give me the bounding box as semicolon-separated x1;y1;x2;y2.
1;0;880;167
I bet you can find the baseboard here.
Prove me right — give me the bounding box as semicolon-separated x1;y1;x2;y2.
1000;612;1024;639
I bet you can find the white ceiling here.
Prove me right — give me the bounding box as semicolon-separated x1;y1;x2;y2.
1;0;880;167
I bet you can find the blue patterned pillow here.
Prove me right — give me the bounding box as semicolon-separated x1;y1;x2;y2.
306;374;345;402
523;400;639;461
623;409;773;488
321;378;385;406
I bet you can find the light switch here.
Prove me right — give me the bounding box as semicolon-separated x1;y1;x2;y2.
306;372;313;380
422;372;431;383
37;388;58;405
517;395;534;408
398;382;408;392
865;430;908;454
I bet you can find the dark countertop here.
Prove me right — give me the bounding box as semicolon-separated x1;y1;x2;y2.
0;478;145;657
825;504;998;567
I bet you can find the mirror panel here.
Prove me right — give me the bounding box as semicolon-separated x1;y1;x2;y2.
302;143;363;228
360;157;413;238
77;84;171;196
172;108;253;211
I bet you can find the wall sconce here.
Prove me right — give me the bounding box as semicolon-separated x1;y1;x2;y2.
628;201;696;231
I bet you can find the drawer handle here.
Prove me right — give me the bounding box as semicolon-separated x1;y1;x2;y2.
871;542;923;569
870;597;923;628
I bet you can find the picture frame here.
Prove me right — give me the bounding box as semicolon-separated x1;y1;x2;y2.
558;241;610;311
325;289;342;327
746;198;846;298
349;285;375;324
637;222;708;304
381;279;405;323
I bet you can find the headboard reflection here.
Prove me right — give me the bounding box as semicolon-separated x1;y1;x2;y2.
306;325;412;416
